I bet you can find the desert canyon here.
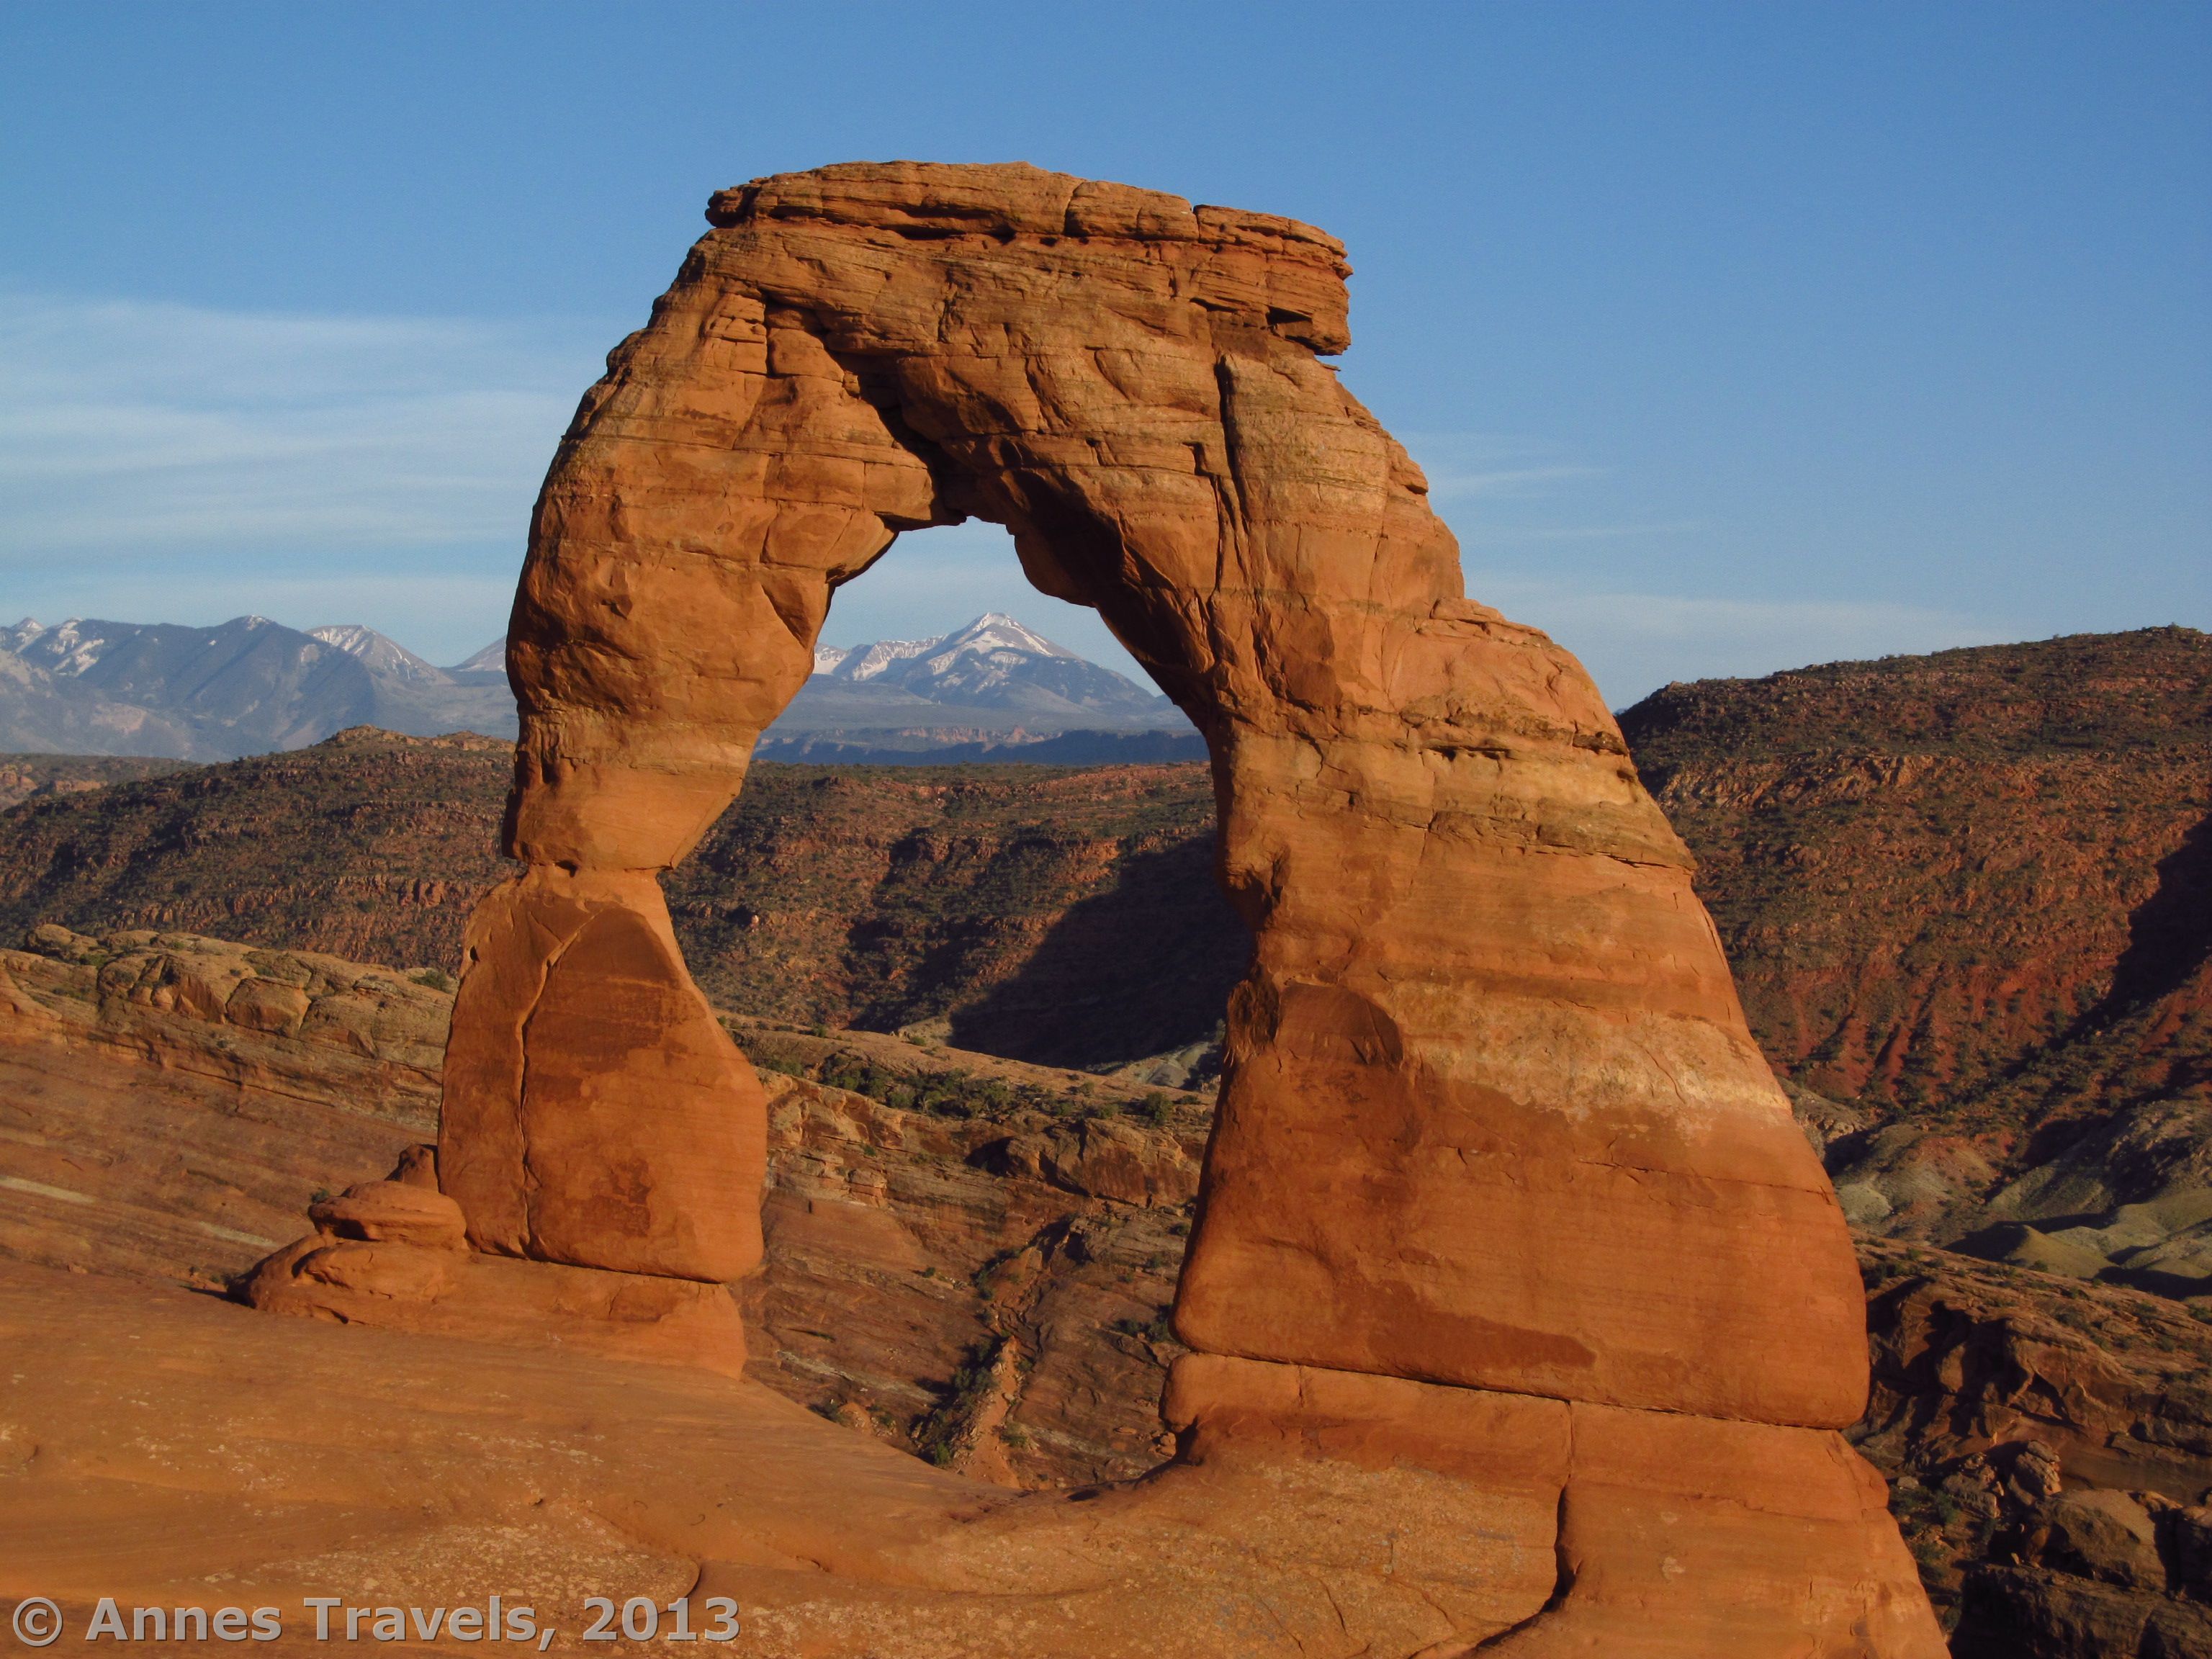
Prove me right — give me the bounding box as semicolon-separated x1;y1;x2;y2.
21;160;2205;1655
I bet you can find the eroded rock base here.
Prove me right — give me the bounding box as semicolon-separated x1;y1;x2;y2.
237;1164;747;1380
1167;1354;1948;1658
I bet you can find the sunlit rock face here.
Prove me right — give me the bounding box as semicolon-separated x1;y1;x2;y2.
408;161;1945;1653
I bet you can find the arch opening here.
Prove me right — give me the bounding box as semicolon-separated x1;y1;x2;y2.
663;518;1245;1081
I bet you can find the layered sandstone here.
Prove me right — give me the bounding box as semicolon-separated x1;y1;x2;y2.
0;924;449;1120
0;927;445;1286
491;158;1865;1403
396;161;1940;1650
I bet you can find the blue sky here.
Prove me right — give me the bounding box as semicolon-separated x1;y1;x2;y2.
1;2;2204;703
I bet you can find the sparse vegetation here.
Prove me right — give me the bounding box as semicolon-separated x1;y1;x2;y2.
1111;1312;1174;1344
913;1339;1007;1467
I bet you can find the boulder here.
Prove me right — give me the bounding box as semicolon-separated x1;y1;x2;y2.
307;1180;469;1250
2031;1489;2169;1592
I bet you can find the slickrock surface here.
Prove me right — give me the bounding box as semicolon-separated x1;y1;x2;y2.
0;927;445;1286
412;159;1936;1649
0;922;1202;1489
13;921;2212;1647
0;924;449;1111
0;1256;1601;1659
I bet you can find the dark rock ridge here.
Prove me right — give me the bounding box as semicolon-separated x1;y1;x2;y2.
0;751;191;809
0;729;1243;1075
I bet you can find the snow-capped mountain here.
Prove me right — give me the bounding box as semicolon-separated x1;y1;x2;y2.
448;637;509;680
0;616;516;760
787;613;1183;732
811;613;1074;684
307;624;454;687
0;609;1193;762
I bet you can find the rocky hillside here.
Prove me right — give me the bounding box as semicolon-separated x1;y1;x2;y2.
0;728;517;968
0;729;1242;1076
670;763;1241;1071
1621;625;2209;1120
1622;626;2212;1297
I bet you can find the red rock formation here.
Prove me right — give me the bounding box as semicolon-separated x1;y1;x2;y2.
414;161;1938;1649
240;1167;750;1377
439;867;763;1282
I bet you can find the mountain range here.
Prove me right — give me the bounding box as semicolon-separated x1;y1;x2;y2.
0;611;1195;763
762;612;1195;760
0;616;513;761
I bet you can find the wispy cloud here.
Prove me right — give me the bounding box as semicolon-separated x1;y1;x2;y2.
1398;431;1603;505
0;325;2023;686
0;293;606;553
1465;572;2013;706
1453;520;1710;544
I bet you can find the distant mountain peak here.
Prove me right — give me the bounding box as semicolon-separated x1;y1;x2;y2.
449;637;507;676
307;624;451;687
786;611;1183;737
813;613;1083;685
9;618;114;678
0;613;518;760
937;611;1076;662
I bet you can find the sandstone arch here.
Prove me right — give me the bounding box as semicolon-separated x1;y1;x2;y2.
412;162;1943;1652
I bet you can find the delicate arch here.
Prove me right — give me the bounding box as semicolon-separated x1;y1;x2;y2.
419;161;1941;1653
447;159;1867;1419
